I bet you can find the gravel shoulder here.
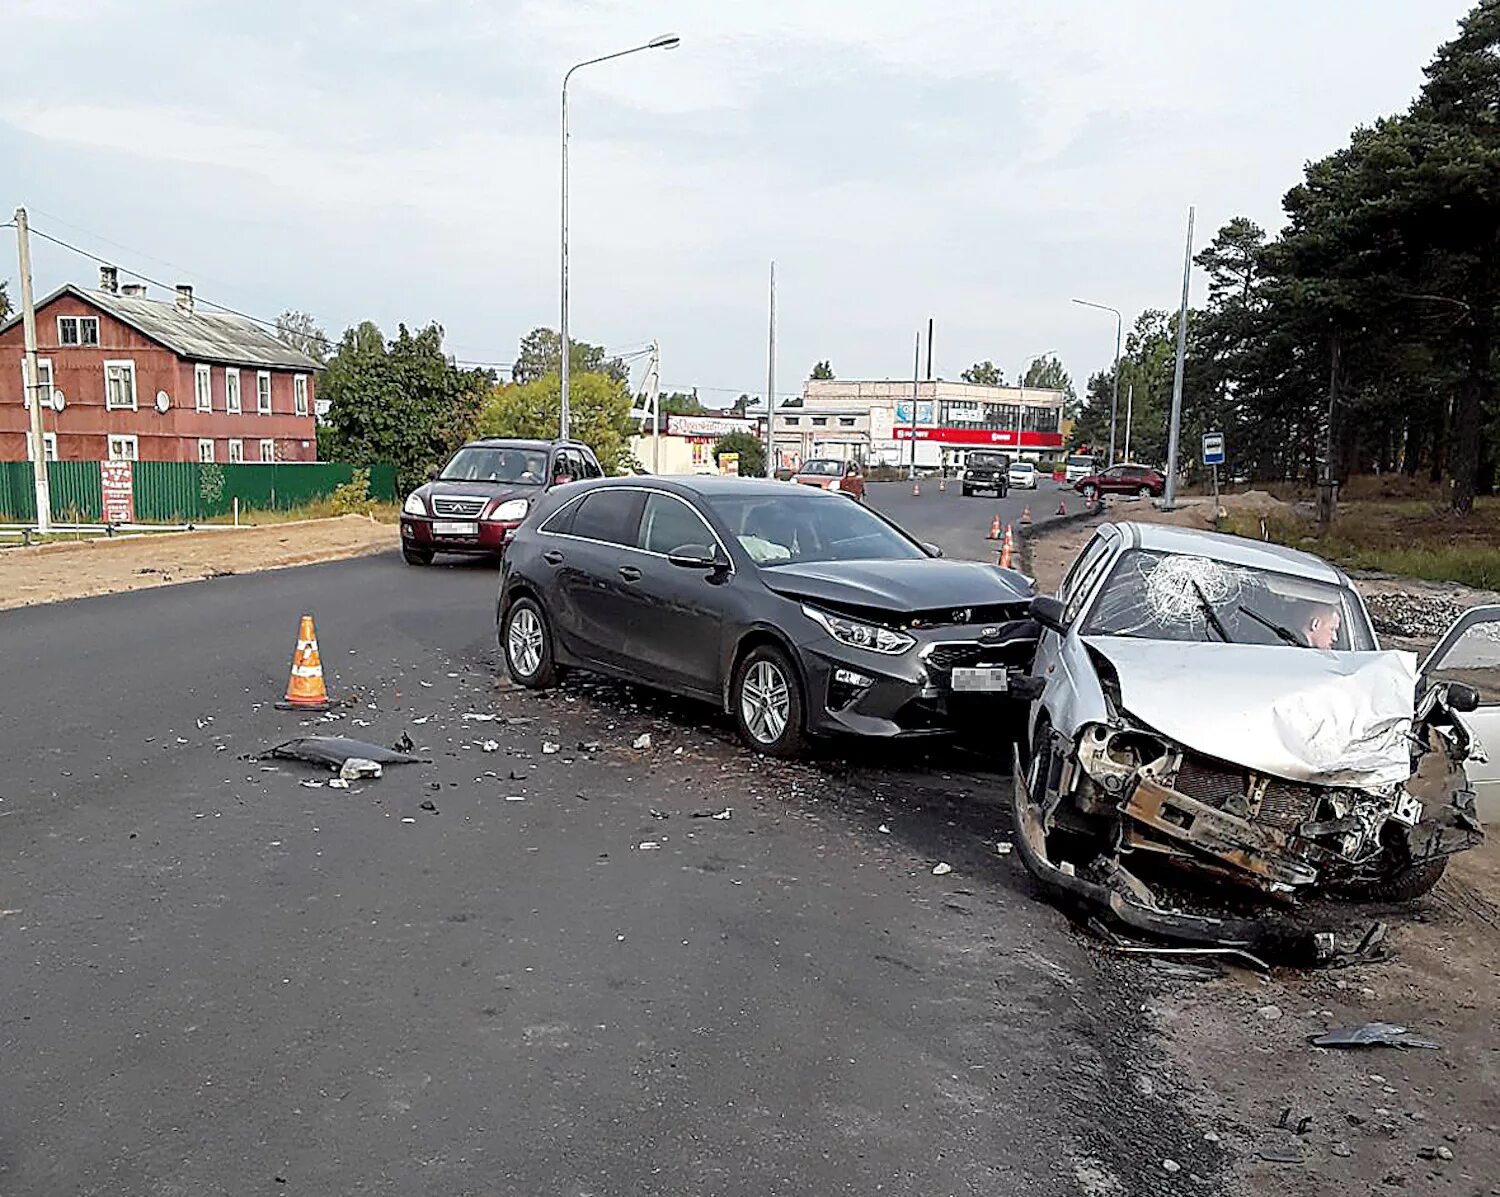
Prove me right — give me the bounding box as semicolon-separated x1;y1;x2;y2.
1022;495;1500;1197
0;515;398;610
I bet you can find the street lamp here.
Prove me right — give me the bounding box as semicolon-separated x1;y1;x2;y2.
1072;298;1123;466
560;33;680;440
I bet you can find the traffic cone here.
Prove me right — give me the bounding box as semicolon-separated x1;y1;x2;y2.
277;614;331;711
1020;506;1032;526
912;479;921;496
1056;499;1067;516
938;477;947;493
999;525;1015;569
988;514;1001;540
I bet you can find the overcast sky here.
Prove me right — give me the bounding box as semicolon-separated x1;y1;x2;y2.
2;0;1470;405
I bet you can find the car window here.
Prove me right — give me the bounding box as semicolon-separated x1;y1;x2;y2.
540;496;580;536
569;489;646;546
580;449;604;479
440;446;547;484
800;460;841;476
1079;549;1374;649
638;492;716;555
1103;466;1126;479
707;492;925;566
1062;534;1117;620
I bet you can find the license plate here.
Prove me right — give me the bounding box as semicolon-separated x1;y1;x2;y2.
432;520;478;536
950;667;1009;693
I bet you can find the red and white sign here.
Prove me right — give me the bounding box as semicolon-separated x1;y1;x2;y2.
667;414;755;439
100;460;135;524
894;427;1065;449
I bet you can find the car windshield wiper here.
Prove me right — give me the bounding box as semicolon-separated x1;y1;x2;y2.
1190;579;1233;643
1239;603;1307;647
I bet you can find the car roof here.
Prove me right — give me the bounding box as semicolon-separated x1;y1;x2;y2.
1110;520;1348;585
461;437;586;451
579;475;822;499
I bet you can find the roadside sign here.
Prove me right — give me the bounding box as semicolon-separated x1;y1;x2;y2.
718;452;740;477
1202;432;1225;466
101;460;135;524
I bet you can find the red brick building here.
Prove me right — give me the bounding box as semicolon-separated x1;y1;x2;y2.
0;268;320;463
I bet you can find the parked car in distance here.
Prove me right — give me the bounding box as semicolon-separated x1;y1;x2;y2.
498;477;1040;756
1073;462;1165;500
1007;461;1039;490
1063;453;1097;485
791;457;865;500
401;438;605;565
1015;520;1490;953
961;451;1010;497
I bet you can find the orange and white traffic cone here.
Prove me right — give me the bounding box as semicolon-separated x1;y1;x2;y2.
1056;499;1067;516
1020;506;1032;526
998;525;1015;569
938;477;947;493
277;614;331;711
912;479;921;496
988;514;1001;540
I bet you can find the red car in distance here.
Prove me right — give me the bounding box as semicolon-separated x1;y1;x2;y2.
790;458;865;501
1073;462;1165;501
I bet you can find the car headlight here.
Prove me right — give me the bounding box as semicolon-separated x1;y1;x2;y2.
802;605;914;655
403;493;427;516
488;497;530;522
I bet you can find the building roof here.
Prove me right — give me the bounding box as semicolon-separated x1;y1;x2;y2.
0;284;322;370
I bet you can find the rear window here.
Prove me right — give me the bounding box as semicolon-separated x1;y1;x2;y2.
799;460;841;476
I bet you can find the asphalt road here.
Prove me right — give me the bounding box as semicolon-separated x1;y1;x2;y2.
0;503;1216;1194
865;478;1073;565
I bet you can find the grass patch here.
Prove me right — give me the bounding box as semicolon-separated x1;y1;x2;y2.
1220;497;1500;590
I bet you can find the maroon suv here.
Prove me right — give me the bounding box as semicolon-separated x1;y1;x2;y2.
400;438;605;565
1073;462;1165;500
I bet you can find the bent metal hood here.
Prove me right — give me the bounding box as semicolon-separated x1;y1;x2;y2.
760;559;1033;612
1083;636;1419;788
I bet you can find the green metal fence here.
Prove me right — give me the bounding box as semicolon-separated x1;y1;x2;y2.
0;461;396;524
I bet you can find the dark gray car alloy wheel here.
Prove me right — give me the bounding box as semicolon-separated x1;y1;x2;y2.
503;597;558;688
732;645;805;757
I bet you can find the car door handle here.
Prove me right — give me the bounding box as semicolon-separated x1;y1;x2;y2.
542;550;564;565
618;565;642;583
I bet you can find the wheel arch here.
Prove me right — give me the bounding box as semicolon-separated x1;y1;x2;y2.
722;625;809;714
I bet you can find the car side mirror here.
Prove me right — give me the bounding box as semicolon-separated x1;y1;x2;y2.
920;541;944;558
668;544;719;570
1030;595;1069;634
1447;680;1481;712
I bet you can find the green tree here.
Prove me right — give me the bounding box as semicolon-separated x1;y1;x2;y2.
0;280;11;322
729;393;752;417
961;360;1004;386
478;371;633;473
320;320;490;492
809;360;834;380
512;327;627;385
659;390;707;417
275;309;330;365
1021;354;1077;414
712;430;766;477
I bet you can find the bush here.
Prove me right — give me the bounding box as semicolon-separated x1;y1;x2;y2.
329;468;374;515
712;431;766;477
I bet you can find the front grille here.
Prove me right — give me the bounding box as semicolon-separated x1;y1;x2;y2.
1259;780;1321;831
924;640;1034;675
432;496;487;518
908;606;1030;629
1173;756;1318;831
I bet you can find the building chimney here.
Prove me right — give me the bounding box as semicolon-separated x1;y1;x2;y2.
120;283;147;298
175;284;194;316
99;265;119;294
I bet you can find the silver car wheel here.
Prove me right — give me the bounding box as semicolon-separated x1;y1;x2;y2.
507;606;545;679
740;659;790;744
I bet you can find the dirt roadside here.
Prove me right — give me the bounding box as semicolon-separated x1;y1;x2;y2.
0;515;399;611
1023;496;1500;1197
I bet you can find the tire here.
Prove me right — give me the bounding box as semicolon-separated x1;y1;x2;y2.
403;547;434;566
962;486;973;497
1342;855;1448;903
732;643;805;757
502;596;559;688
1136;486;1152;499
1082;485;1097;502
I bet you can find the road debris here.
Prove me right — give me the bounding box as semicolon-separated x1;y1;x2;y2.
462;713;497;722
263;736;422;770
299;780;325;789
638;841;661;850
542;742;560;755
578;740;601;753
932;862;953;876
328;778;350;790
690;807;733;820
995;840;1013;855
401;817;416;824
480;740;499;753
650;809;669;820
339;758;382;781
505;795;525;802
1310;1022;1441;1050
1258;1005;1284;1022
392;732;415;754
419;800;438;813
633;733;652;751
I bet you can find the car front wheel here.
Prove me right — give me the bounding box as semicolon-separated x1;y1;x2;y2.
502;596;559;688
732;645;805;757
1082;484;1097;501
403;547;434;566
1137;486;1153;498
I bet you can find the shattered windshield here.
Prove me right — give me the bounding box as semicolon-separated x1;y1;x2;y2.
1079;549;1374;650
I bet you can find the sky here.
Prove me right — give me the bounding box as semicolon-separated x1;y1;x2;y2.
1;0;1472;406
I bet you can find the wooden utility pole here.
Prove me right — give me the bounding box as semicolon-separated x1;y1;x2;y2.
15;207;51;533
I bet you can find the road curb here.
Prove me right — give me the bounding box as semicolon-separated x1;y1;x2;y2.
1018;502;1103;574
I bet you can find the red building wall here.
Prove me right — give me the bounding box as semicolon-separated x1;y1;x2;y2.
0;293;317;462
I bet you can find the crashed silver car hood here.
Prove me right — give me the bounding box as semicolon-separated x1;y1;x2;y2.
1082;636;1419;787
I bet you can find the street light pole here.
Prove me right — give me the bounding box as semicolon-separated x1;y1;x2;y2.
560;33;679;441
1072;298;1123;466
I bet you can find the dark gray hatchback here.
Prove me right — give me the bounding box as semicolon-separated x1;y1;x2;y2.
497;476;1040;756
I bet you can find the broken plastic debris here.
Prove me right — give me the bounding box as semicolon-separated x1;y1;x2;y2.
263;736;422;769
328;778;350;790
1310;1022;1440;1050
505;795;526;802
638;841;661;850
878;824;891;834
299;780;325;789
339;758;382;781
542;742;560;755
411;716;431;726
632;733;652;751
995;841;1013;855
932;862;953;876
650;809;670;820
578;740;601;753
481;739;500;753
711;808;732;820
401;817;417;824
461;713;497;722
419;800;438;813
392;732;415;754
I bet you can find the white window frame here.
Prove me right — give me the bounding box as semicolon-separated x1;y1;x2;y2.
26;431;58;462
195;364;213;412
225;367;241;414
228;438;244;464
103;359;138;410
257;370;272;415
259;438;276;462
198;438;216;463
294;374;309;417
107;434;138;462
19;357;53;409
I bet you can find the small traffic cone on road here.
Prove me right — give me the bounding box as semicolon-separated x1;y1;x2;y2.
1056;499;1067;516
998;525;1016;569
277;614;331;711
1020;505;1032;526
938;477;947;493
987;514;1002;540
912;479;921;496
